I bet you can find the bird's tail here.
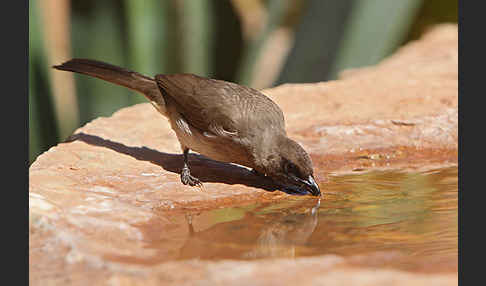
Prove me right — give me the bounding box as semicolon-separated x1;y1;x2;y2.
53;59;166;113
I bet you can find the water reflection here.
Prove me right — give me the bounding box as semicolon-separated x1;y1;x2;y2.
178;198;321;260
137;167;457;273
243;199;320;258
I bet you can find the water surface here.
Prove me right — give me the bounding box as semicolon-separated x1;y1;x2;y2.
136;167;458;272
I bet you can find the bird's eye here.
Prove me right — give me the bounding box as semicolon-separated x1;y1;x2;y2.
284;161;298;175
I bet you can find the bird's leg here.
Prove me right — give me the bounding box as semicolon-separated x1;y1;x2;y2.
181;148;203;187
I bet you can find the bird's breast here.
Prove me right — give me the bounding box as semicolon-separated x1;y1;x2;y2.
167;110;254;168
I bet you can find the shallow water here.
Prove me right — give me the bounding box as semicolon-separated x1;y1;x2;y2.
133;167;458;272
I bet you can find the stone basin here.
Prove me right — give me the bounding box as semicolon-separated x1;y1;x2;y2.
29;24;458;285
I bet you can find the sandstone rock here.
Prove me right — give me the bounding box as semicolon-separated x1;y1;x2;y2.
29;24;458;285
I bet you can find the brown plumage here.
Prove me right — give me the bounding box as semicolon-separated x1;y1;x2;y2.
53;59;320;196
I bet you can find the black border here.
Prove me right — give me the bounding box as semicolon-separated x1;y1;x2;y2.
7;0;29;284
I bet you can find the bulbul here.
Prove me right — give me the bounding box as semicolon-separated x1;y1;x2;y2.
53;59;320;196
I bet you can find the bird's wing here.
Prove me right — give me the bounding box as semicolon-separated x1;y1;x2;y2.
155;74;285;139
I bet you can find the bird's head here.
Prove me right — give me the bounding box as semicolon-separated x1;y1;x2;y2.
263;136;320;196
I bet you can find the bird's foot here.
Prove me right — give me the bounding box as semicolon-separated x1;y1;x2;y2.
181;166;203;188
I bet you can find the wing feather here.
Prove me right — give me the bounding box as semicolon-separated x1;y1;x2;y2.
155;74;285;140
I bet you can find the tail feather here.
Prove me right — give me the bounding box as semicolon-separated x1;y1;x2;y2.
53;59;165;111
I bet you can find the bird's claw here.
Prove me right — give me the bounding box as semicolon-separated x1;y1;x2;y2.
181;167;203;188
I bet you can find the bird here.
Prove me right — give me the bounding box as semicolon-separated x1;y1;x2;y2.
53;59;321;196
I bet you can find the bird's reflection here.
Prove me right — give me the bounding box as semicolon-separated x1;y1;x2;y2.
178;199;320;260
243;199;320;258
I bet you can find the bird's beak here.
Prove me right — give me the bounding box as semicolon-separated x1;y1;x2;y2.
303;175;321;196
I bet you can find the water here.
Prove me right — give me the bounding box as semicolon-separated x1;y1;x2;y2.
133;167;458;273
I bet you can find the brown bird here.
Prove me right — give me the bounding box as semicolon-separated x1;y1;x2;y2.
53;59;320;196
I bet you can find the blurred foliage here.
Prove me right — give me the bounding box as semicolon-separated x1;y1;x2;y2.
276;0;354;84
29;0;458;164
235;0;290;85
406;0;458;41
327;0;423;79
29;0;59;162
